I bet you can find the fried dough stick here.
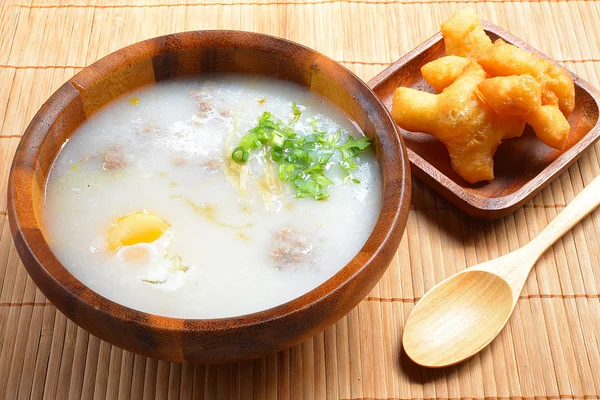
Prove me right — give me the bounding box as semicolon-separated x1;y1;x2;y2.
478;75;571;149
392;62;525;184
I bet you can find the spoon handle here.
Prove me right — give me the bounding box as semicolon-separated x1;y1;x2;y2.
528;175;600;258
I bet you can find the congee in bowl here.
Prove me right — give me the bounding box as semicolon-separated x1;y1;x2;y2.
44;73;382;318
9;31;410;362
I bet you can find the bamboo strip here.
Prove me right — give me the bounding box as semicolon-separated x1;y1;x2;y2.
178;363;194;400
92;339;113;399
8;280;44;399
106;346;125;399
29;305;56;399
117;350;136;400
156;360;171;399
237;360;252;400
142;357;158;399
167;362;182;400
130;354;147;399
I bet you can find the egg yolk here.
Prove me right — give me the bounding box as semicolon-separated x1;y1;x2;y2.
109;212;170;250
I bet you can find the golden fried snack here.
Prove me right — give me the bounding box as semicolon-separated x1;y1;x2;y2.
527;106;572;150
392;62;525;183
421;56;471;93
477;75;570;148
540;61;576;117
476;39;538;76
441;8;492;60
477;75;541;116
478;39;575;117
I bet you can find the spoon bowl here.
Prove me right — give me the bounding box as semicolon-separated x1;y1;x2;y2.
403;270;513;367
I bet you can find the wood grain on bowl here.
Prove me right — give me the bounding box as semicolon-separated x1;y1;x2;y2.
7;31;411;363
369;21;600;220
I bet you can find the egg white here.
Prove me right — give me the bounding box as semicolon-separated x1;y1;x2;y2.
112;230;197;291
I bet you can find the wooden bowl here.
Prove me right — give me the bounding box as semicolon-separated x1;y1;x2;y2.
369;21;600;219
7;31;411;363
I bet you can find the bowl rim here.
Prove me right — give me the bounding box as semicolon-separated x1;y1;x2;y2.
8;30;411;337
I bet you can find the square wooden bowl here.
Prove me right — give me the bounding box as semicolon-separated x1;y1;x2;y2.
369;21;600;219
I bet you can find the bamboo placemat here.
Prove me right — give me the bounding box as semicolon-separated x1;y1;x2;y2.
1;0;600;399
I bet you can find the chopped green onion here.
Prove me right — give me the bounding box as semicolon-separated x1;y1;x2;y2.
232;146;249;163
230;103;372;199
291;102;301;123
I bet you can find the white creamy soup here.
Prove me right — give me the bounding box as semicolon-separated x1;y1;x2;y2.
43;73;382;318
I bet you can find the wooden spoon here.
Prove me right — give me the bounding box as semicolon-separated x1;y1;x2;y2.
403;175;600;368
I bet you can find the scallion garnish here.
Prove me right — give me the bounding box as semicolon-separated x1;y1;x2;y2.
232;146;249;163
231;104;372;200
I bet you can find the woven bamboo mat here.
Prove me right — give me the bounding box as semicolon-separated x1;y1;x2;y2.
1;0;600;399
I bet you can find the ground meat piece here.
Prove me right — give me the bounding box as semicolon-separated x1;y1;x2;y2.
196;101;214;118
199;101;213;112
204;158;219;171
80;152;96;162
103;146;128;170
190;90;210;100
271;228;314;266
219;109;233;118
190;83;215;101
172;156;187;166
139;123;158;134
